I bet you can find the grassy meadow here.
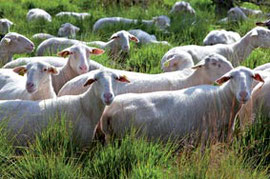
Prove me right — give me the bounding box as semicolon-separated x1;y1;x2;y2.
0;0;269;178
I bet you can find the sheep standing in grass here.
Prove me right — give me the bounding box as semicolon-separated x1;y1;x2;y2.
93;15;170;32
0;32;34;65
0;18;13;35
98;67;264;142
32;33;55;40
58;54;233;96
56;12;90;19
203;30;241;45
27;8;52;22
0;61;58;100
0;70;130;146
50;44;104;94
170;1;196;15
161;27;270;70
58;23;80;39
88;30;139;58
128;29;170;45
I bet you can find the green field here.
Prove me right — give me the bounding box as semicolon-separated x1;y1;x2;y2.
0;0;269;178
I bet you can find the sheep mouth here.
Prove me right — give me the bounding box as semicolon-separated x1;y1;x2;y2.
26;87;36;93
104;99;113;105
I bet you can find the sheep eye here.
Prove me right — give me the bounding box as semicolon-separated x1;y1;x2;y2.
218;64;221;68
212;63;217;66
43;68;47;72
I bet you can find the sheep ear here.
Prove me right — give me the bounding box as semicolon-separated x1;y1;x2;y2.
163;56;179;68
83;78;97;87
75;27;80;32
192;61;206;69
48;67;59;75
117;75;130;83
215;76;231;85
2;38;11;44
253;73;264;83
129;35;139;43
109;35;118;40
250;30;258;37
255;22;265;26
57;50;73;58
89;48;104;55
13;66;27;76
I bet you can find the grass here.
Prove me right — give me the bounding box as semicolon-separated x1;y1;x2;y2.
0;0;269;178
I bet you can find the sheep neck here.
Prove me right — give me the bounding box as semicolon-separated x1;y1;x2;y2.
31;76;56;100
0;44;13;63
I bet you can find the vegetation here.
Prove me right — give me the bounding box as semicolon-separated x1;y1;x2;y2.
0;0;269;178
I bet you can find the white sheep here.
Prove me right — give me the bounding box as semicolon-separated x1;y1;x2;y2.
36;37;83;56
58;23;80;39
203;29;241;45
56;12;90;19
27;8;52;22
161;52;194;72
219;7;248;23
0;32;34;65
58;54;233;97
161;27;270;70
87;30;139;58
32;33;55;40
0;18;13;35
0;61;58;100
128;29;170;45
49;44;104;94
169;1;196;15
239;7;263;17
93;15;170;32
97;67;264;142
0;69;130;146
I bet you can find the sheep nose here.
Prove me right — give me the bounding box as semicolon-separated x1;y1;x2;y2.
123;45;129;51
239;91;248;99
26;82;34;88
79;65;88;72
103;93;113;100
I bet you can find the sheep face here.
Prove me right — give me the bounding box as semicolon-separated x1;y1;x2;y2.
170;2;195;15
109;30;139;53
216;67;264;103
249;27;270;48
1;32;34;54
192;54;233;82
13;61;58;94
83;70;130;105
58;44;104;75
58;23;80;38
162;53;194;72
152;15;170;30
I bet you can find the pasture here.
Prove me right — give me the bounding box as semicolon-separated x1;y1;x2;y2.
0;0;269;178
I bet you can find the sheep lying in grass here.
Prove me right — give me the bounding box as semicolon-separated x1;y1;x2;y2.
87;30;139;58
58;23;80;39
170;1;196;15
49;44;104;94
0;69;130;146
128;29;170;45
203;29;241;45
93;15;170;32
161;52;194;72
27;8;52;22
32;33;55;40
0;18;13;35
239;7;263;17
58;54;233;96
0;32;34;65
97;67;264;142
36;37;83;56
0;61;58;100
161;27;270;69
56;12;90;19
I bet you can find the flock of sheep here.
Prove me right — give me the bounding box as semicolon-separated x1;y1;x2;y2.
0;2;269;146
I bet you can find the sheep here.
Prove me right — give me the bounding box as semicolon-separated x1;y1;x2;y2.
169;1;196;15
49;44;104;94
219;7;247;23
32;33;55;40
92;15;170;32
3;56;104;70
87;30;139;58
161;52;194;72
58;23;80;39
58;54;233;96
0;18;13;35
36;37;83;56
97;67;264;143
0;32;34;65
128;29;170;45
161;27;270;70
203;29;241;45
0;61;58;100
0;69;130;146
239;7;263;17
27;8;52;22
56;12;90;19
256;19;270;29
